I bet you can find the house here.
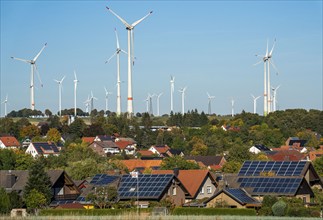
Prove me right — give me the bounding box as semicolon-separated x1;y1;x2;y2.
114;140;137;155
0;170;80;205
166;149;185;157
149;145;170;157
266;150;307;161
25;142;60;158
152;169;217;203
285;137;307;147
0;136;20;149
118;173;188;207
136;150;155;157
249;144;271;154
88;141;120;156
94;135;115;142
82;137;95;144
204;188;261;208
185;156;226;170
121;159;163;172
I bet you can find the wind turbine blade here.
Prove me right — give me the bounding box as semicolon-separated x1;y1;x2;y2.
34;64;43;87
120;49;128;55
74;70;78;81
251;94;255;99
61;75;66;83
104;87;108;94
265;39;269;57
54;79;59;83
207;92;210;98
33;43;47;62
131;11;153;27
253;60;263;66
106;7;131;28
269;59;280;74
115;28;120;49
106;51;117;64
11;57;31;63
269;38;276;56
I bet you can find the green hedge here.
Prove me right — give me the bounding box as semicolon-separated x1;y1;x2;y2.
172;208;257;216
39;208;150;216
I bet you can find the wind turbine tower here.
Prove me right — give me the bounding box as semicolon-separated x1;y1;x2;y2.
84;95;90;114
106;28;127;116
73;70;79;117
231;98;235;117
54;76;66;116
156;92;163;116
106;7;153;117
11;43;47;110
104;87;112;112
207;92;215;115
90;91;98;113
271;85;281;112
179;87;187;115
251;94;261;114
170;76;175;113
2;95;8;117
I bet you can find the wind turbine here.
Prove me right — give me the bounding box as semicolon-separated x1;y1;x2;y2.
144;95;150;113
170;76;175;113
231;98;235;117
156;92;163;117
73;70;79;117
106;28;127;116
251;94;261;114
106;6;153;117
11;43;47;110
54;76;65;116
2;95;8;117
104;87;112;113
207;92;215;115
84;95;91;114
254;38;278;116
90;91;98;113
271;85;281;112
179;87;187;115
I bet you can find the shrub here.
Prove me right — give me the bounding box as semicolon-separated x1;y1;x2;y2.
172;207;256;216
272;200;287;216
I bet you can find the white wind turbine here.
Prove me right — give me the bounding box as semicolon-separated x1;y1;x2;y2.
106;6;153;116
73;70;79;117
179;87;187;115
104;87;112;113
144;95;150;113
271;85;281;112
251;94;261;114
90;91;98;113
170;76;175;113
54;76;65;116
11;43;47;110
84;95;91;114
106;28;127;116
2;95;8;117
254;38;278;116
156;92;163;117
231;98;235;117
207;92;215;115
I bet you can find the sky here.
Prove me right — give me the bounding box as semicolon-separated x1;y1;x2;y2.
1;1;322;117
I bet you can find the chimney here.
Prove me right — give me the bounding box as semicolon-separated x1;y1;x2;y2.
6;171;16;188
173;168;179;177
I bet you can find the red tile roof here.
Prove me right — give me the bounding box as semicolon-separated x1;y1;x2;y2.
0;136;20;147
137;150;154;156
152;145;170;154
267;150;306;161
115;141;135;150
121;159;162;171
82;137;95;144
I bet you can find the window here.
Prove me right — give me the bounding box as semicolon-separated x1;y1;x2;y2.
207;186;212;194
172;187;177;196
200;187;204;194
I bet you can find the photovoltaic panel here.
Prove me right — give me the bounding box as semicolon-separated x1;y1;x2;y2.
237;177;302;195
238;161;307;176
225;188;259;204
118;174;174;200
90;174;119;185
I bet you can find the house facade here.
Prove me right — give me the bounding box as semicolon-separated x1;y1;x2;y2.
25;142;60;158
0;136;20;149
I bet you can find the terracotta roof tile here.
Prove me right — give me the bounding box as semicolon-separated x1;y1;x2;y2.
137;150;155;156
0;136;20;147
82;137;95;144
121;159;162;171
115;141;135;150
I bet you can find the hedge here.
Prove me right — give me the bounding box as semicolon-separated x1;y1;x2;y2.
39;208;151;216
172;208;257;216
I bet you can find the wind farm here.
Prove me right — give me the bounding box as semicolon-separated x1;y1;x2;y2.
1;2;321;118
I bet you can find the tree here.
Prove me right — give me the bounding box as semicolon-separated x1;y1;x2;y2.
46;128;61;144
160;156;200;170
66;158;106;180
189;136;208;156
221;161;241;173
258;195;278;216
0;149;16;170
24;160;52;205
313;156;323;176
15;152;35;170
44;109;52;117
24;189;47;215
272;200;287;216
86;186;118;209
8;191;24;209
19;124;40;139
0;187;10;214
227;145;252;163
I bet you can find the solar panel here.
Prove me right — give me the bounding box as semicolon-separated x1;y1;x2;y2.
238;177;302;195
118;174;174;199
238;161;307;176
226;188;259;204
90;174;119;185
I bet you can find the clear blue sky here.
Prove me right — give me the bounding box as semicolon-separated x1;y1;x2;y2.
1;1;322;117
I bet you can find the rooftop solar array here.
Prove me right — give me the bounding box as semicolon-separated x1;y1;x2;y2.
238;161;307;176
225;188;259;204
90;174;119;185
237;177;302;195
33;142;59;154
118;174;173;199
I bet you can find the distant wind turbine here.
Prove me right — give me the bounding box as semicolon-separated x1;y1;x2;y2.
271;85;281;112
11;43;47;110
179;87;187;115
207;92;215;115
54;76;66;116
106;28;127;116
84;95;91;114
2;95;8;117
104;87;112;113
106;6;153;116
156;92;163;116
90;91;98;113
170;76;175;113
231;98;235;117
251;94;261;114
73;70;79;117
